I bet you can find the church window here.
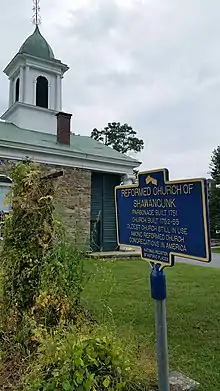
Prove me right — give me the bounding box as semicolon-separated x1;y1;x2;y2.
0;175;12;239
36;76;48;109
15;78;20;102
0;175;12;212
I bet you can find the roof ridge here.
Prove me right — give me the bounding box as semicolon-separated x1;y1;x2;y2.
0;121;140;164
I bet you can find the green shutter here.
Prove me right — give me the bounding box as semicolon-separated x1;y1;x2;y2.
90;173;103;251
91;173;120;251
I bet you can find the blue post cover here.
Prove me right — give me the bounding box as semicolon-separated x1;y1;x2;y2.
115;169;211;267
150;264;167;300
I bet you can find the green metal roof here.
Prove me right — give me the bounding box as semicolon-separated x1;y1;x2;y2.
19;26;55;60
0;120;140;165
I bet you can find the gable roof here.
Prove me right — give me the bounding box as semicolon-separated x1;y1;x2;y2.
0;120;141;167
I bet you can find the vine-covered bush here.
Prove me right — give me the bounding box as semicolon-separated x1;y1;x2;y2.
0;160;150;390
22;328;133;391
1;160;55;320
32;229;87;329
0;160;86;336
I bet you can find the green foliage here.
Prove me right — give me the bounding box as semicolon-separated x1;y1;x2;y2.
32;230;87;329
91;122;144;154
43;228;86;305
0;160;148;390
209;184;220;237
22;328;135;391
1;160;55;320
210;146;220;182
209;147;220;237
0;160;86;342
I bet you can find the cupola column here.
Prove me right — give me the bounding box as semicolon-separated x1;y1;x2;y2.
33;78;37;105
19;66;24;102
48;83;51;109
9;80;13;106
56;75;62;111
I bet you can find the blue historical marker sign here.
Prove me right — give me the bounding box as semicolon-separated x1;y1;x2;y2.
115;169;211;267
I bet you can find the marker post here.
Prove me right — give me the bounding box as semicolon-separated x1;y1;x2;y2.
150;264;169;391
115;169;211;391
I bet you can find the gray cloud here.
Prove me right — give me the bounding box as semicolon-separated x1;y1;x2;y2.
1;0;220;179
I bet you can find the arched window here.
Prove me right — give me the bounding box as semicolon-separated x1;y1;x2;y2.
0;175;12;239
36;76;48;109
0;175;12;212
15;78;20;102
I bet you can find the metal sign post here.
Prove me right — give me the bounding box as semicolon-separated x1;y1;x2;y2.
115;168;211;391
151;264;169;391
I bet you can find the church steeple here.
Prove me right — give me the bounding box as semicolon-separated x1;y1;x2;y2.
1;3;69;135
19;25;55;60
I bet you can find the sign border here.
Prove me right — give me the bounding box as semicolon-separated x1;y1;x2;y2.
115;168;211;268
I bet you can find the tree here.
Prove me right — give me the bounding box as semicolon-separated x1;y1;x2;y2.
91;122;144;154
209;146;220;238
210;146;220;182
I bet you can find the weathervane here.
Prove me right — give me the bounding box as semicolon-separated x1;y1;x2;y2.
32;0;42;26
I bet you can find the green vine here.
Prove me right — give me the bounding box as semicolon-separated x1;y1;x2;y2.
1;159;55;321
0;160;149;391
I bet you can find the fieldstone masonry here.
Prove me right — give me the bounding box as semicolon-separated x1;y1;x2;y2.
53;166;91;246
0;160;92;248
42;165;91;248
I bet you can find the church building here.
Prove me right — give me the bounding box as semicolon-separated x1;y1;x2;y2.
0;21;140;251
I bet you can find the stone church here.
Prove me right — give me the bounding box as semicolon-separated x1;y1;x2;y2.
0;24;140;251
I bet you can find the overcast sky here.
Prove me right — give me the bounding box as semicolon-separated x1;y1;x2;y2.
0;0;220;179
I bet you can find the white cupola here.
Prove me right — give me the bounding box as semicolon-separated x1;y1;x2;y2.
1;25;69;135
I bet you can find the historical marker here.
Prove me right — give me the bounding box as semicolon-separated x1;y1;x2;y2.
115;169;211;391
115;169;211;267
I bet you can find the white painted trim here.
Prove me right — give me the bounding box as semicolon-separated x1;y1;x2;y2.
60;77;62;110
23;66;28;104
0;144;140;176
56;75;61;110
1;101;57;120
0;137;140;167
12;77;15;104
48;83;51;109
33;79;37;105
19;66;24;102
23;66;26;103
9;80;13;106
27;61;65;75
4;53;69;78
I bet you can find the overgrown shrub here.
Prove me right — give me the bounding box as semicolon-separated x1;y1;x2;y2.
0;160;86;347
41;228;86;306
22;327;133;391
32;229;87;329
1;160;55;321
0;160;151;390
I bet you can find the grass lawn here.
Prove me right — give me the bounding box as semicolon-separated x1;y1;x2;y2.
212;247;220;253
82;259;220;391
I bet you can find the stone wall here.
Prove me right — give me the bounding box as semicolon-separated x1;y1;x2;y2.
43;165;92;248
0;160;92;249
53;166;91;247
